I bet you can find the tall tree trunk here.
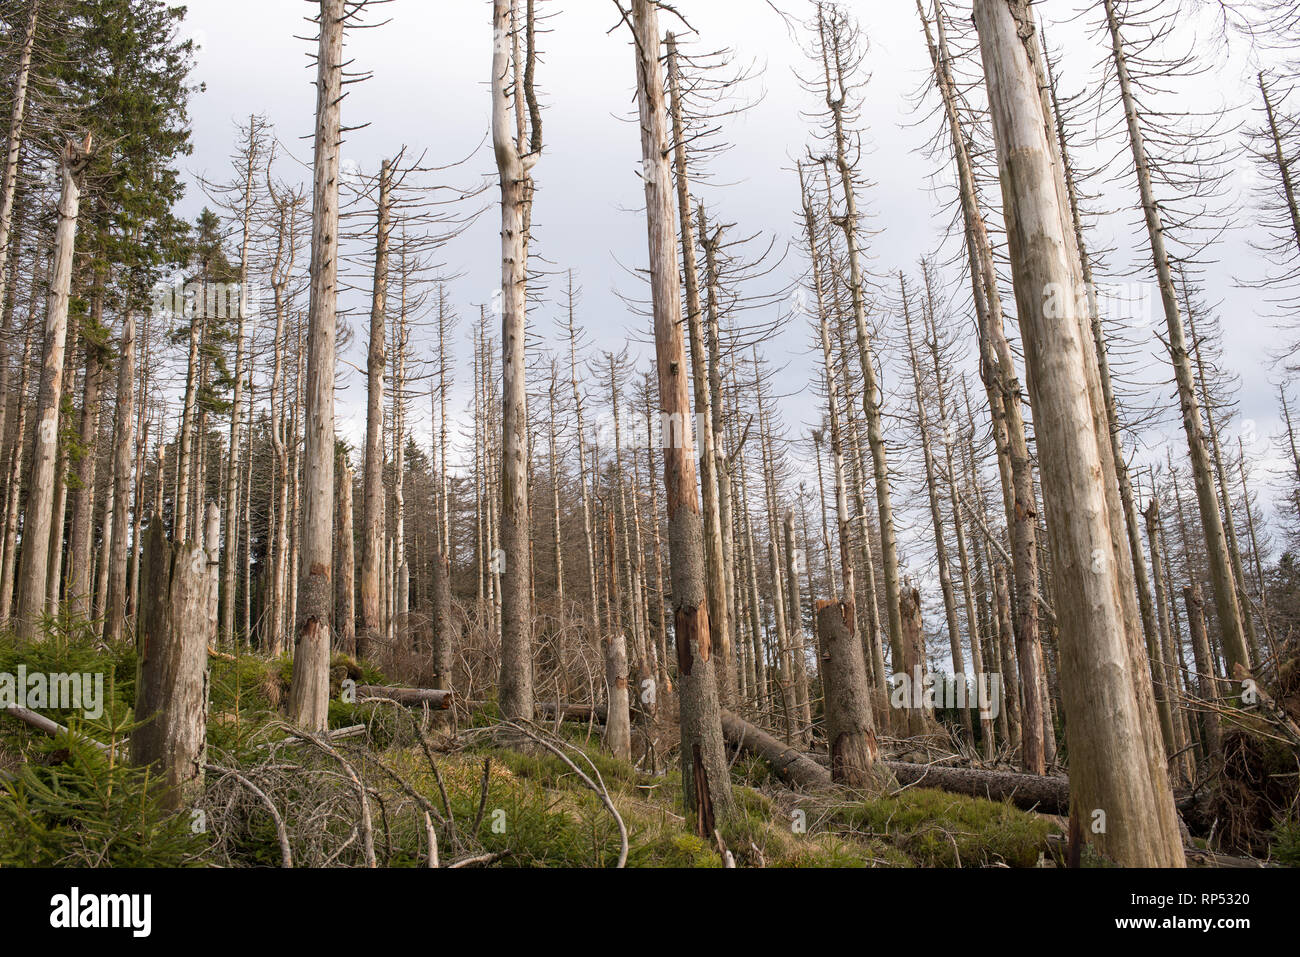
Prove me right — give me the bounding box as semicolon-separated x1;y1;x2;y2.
629;0;733;834
818;15;906;698
103;308;136;643
973;0;1183;866
16;138;89;639
906;271;971;744
289;0;344;731
667;35;732;707
0;0;39;322
67;299;103;619
1102;0;1250;686
493;0;538;724
360;160;391;661
335;456;356;656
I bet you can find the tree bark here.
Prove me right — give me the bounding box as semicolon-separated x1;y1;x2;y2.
973;0;1183;866
288;0;344;731
132;517;210;810
493;0;538;724
815;599;879;787
16;137;90;640
629;0;733;835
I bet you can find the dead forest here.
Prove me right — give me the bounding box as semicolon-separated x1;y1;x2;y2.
0;0;1299;872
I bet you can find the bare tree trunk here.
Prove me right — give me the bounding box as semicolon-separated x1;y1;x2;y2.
1102;0;1250;686
335;457;355;656
67;299;104;618
360;160;391;661
898;584;931;736
1183;581;1223;763
1044;46;1177;768
644;374;673;694
132;517;209;810
289;0;344;731
905;272;971;745
816;597;879;786
565;277;599;635
221;124;262;647
629;0;733;834
922;0;1045;768
0;0;39;321
493;0;539;724
784;511;812;745
16;137;89;639
667;35;732;707
1145;497;1196;783
973;0;1183;866
103;308;136;643
993;562;1022;750
1186;299;1261;668
0;320;33;626
818;21;906;700
603;512;632;761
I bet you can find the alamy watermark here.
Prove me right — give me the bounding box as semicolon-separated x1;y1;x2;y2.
889;667;1002;721
0;665;104;720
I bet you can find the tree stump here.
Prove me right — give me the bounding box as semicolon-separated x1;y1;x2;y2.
131;516;211;809
816;599;879;788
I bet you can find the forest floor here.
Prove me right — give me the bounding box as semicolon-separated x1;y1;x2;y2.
0;620;1293;868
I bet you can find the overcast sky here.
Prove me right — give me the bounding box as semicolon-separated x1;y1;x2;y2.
172;1;1297;615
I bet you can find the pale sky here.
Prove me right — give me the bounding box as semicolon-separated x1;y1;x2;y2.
172;1;1296;646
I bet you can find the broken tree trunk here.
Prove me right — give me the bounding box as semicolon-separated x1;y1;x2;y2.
816;598;880;787
355;686;453;709
132;517;210;810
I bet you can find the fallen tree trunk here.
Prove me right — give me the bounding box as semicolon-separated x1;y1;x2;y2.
537;701;605;722
719;707;1067;811
357;686;452;709
3;705;116;755
538;702;1216;829
884;760;1068;815
719;710;831;790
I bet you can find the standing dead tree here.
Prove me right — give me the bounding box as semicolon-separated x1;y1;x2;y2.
16;135;91;640
619;0;734;835
972;0;1184;866
492;0;543;725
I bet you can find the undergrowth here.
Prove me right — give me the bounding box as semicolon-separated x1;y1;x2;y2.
1;626;1066;868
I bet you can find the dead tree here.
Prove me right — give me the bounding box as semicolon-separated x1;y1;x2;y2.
289;0;349;731
16;136;91;640
132;518;210;810
1101;0;1251;687
335;453;356;656
972;0;1183;866
493;0;542;724
905;270;972;745
624;0;733;834
811;5;906;692
360;158;392;661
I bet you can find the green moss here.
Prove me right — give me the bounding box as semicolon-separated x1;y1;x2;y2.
832;787;1059;867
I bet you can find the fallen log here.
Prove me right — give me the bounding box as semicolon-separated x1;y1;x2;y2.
356;686;452;709
720;710;832;790
546;703;1202;826
537;702;605;722
719;708;1069;813
884;760;1068;815
3;705;117;755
